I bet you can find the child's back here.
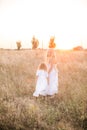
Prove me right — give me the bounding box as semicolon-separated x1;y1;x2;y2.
47;63;58;96
33;63;48;97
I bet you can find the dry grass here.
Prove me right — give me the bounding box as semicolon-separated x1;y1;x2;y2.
0;49;87;130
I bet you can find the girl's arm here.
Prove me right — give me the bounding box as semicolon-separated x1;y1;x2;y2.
48;63;53;73
47;77;49;84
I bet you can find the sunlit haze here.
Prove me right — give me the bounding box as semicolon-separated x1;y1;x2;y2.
0;0;87;49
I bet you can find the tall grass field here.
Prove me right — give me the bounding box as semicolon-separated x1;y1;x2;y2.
0;49;87;130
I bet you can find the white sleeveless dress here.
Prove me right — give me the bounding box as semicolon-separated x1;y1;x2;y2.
47;64;58;95
33;70;48;97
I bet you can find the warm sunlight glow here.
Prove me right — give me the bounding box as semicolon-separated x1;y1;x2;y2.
0;0;87;49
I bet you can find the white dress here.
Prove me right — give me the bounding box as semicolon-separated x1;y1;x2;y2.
47;64;58;95
33;70;48;97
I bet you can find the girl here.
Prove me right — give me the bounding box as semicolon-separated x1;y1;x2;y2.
33;62;48;97
46;37;58;96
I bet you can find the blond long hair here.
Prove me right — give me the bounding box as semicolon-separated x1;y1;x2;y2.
38;62;47;71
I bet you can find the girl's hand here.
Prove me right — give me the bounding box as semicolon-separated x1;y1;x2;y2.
47;78;49;85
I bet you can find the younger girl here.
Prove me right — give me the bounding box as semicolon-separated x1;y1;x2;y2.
33;62;48;97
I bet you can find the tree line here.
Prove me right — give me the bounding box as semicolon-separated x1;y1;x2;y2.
16;36;56;50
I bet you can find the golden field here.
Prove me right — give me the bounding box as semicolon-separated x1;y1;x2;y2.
0;49;87;130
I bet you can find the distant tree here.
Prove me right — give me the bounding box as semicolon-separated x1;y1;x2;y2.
16;40;22;50
31;36;39;49
73;46;84;51
49;36;56;48
84;48;87;51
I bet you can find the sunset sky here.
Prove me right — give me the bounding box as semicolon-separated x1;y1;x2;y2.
0;0;87;49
